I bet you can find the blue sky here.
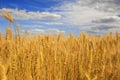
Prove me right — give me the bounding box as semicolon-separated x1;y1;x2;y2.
0;0;120;35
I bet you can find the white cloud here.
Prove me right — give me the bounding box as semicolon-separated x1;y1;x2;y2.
77;0;120;12
0;8;61;20
31;21;63;25
44;22;63;25
30;29;45;35
53;0;120;34
21;29;45;36
27;28;65;36
47;28;65;34
92;15;120;32
22;24;45;28
31;29;45;32
54;0;112;26
92;16;120;23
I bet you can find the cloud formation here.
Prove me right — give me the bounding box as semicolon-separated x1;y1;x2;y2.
77;0;120;12
54;0;120;34
28;28;65;36
0;0;120;35
0;8;61;20
92;16;120;23
54;0;111;25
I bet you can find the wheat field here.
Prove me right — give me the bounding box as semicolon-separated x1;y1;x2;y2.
0;27;119;80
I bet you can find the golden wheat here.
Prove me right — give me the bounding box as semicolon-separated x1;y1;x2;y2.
2;9;14;23
0;28;120;80
0;62;7;80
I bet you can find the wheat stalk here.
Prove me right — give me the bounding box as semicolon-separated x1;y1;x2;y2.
2;9;14;23
0;62;7;80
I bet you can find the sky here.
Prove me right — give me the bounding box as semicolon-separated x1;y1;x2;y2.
0;0;120;35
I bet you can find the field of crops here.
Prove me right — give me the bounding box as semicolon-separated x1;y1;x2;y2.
0;27;120;80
